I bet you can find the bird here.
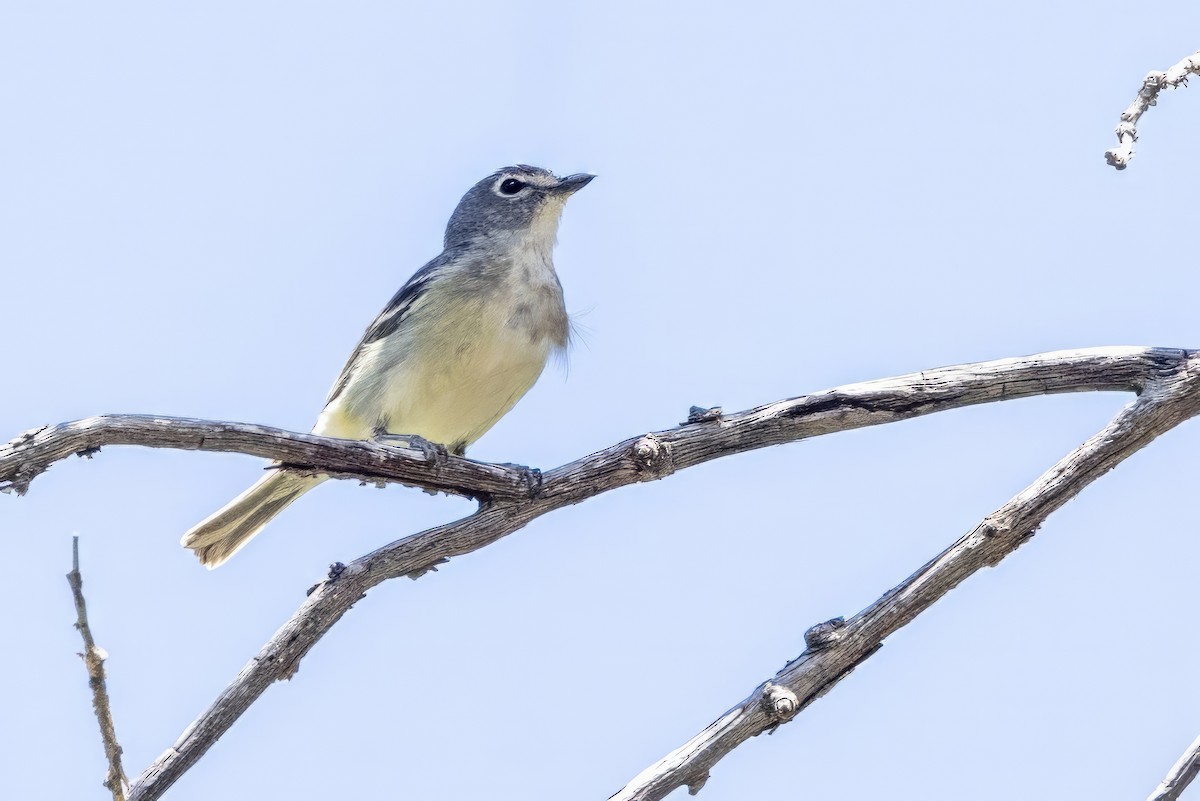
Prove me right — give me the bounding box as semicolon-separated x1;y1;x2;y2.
181;165;594;568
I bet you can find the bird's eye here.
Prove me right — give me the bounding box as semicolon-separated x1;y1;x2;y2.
498;178;526;195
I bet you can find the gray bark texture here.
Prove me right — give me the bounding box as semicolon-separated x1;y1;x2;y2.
3;346;1197;800
1106;49;1200;170
1148;735;1200;801
67;536;130;801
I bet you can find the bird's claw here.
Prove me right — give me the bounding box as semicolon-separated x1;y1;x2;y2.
372;432;447;462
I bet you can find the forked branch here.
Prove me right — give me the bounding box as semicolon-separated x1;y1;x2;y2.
3;346;1195;800
611;350;1200;799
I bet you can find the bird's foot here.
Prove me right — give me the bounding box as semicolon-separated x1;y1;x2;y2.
371;431;448;463
495;464;542;497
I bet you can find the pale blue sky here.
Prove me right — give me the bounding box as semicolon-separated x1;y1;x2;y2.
3;3;1199;799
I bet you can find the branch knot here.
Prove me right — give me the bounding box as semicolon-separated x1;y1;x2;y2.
980;517;1012;539
630;434;673;478
686;770;710;795
760;682;800;722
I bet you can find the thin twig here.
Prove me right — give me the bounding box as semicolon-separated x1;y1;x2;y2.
610;360;1200;799
1148;735;1200;801
109;346;1196;801
1105;50;1200;170
68;536;130;801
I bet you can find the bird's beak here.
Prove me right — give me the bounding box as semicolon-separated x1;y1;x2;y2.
551;173;596;195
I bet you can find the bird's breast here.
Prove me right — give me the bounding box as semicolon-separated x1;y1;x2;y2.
315;270;567;450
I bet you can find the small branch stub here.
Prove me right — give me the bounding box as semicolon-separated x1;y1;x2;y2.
803;617;846;650
406;556;450;580
519;465;543;499
686;406;723;424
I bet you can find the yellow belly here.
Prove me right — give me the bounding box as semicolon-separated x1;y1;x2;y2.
313;320;553;452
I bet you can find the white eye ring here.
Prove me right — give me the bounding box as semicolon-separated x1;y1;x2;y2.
496;177;527;196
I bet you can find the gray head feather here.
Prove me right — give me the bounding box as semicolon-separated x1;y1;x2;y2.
444;165;593;249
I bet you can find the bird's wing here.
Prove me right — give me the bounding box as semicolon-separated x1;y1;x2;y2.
321;252;451;408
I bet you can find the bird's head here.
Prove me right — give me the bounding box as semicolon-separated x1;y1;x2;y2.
444;165;594;250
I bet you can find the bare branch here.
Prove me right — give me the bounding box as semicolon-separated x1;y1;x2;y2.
0;415;536;500
1148;735;1200;801
1;347;1179;505
108;346;1196;800
1105;50;1200;170
67;536;130;801
610;358;1200;799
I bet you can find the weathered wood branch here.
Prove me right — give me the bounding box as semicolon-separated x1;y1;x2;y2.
611;353;1200;799
0;415;535;500
1148;735;1200;801
1105;49;1200;170
2;346;1190;800
1;347;1179;505
67;536;130;801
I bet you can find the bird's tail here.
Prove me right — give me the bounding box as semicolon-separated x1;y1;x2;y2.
181;470;325;568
